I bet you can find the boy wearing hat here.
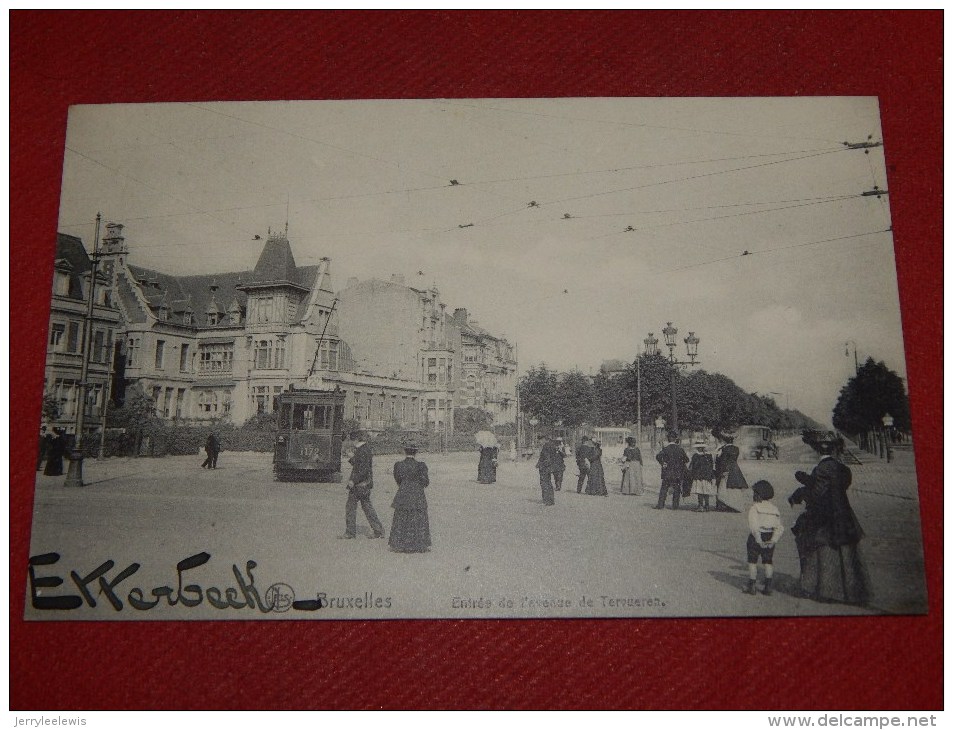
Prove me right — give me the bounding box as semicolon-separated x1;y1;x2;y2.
745;480;784;595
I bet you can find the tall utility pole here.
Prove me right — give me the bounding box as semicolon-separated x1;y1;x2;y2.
65;213;102;487
636;350;641;446
846;341;859;374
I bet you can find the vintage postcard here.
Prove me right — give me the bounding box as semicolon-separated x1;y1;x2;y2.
27;97;925;620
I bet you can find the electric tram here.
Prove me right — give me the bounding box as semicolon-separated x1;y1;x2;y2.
273;387;346;482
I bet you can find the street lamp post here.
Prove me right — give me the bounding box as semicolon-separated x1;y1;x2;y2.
659;322;701;436
64;213;102;488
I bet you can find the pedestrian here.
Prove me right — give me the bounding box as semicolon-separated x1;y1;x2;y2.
620;437;644;495
744;480;784;595
575;436;594;493
655;431;688;510
585;439;608;496
789;438;871;605
43;427;67;476
714;433;748;511
37;425;50;471
477;444;498;484
201;432;221;469
689;441;716;511
340;431;385;540
389;443;431;553
535;435;559;506
553;438;568;491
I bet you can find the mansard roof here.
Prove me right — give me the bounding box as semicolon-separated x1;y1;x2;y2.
127;257;328;325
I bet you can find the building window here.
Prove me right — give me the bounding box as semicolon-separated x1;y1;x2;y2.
428;373;437;383
410;398;418;425
207;312;220;326
176;388;186;419
92;331;105;363
152;386;162;415
275;339;285;369
198;391;219;415
318;340;339;371
256;296;274;324
428;358;437;367
127;337;141;367
229;308;241;325
180;344;190;372
155;340;166;369
254;340;272;369
67;321;81;353
53;271;70;296
199;342;234;372
272;386;283;412
49;323;65;351
253;386;269;414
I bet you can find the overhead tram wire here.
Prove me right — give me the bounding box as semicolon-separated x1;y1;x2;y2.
660;228;892;275
543;147;849;208
591;194;861;248
64;146;258;239
440;100;845;145
449;147;851;233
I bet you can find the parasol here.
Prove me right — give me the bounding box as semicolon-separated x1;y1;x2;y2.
474;430;498;448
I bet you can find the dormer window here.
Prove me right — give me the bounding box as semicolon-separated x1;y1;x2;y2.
53;271;70;296
208;312;220;326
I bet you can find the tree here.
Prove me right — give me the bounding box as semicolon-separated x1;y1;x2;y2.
518;365;559;427
593;371;631;426
42;392;61;423
833;357;910;435
454;407;493;434
553;371;594;428
107;383;159;454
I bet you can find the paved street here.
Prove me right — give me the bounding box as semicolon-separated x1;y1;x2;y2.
26;438;927;621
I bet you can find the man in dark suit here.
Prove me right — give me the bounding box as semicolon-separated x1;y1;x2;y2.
655;431;689;510
535;435;559;506
575;436;594;493
341;431;385;539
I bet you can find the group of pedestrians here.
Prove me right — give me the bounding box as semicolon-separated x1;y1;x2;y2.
655;430;747;511
339;431;432;554
533;434;612;505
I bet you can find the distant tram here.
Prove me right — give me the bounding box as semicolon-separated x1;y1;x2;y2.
273;387;346;482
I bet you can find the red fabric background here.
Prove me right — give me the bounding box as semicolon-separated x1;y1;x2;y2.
10;11;942;710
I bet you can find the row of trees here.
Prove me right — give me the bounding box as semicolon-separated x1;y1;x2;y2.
518;356;822;434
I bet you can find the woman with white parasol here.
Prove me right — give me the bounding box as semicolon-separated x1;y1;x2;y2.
475;430;499;484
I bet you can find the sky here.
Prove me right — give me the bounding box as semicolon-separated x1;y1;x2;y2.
56;97;907;426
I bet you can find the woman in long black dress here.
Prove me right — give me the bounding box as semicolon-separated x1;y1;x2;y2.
789;439;871;605
715;434;748;511
477;445;498;484
43;428;67;476
585;440;608;496
389;445;432;553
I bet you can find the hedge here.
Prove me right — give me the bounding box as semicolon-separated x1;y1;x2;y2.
77;424;490;458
